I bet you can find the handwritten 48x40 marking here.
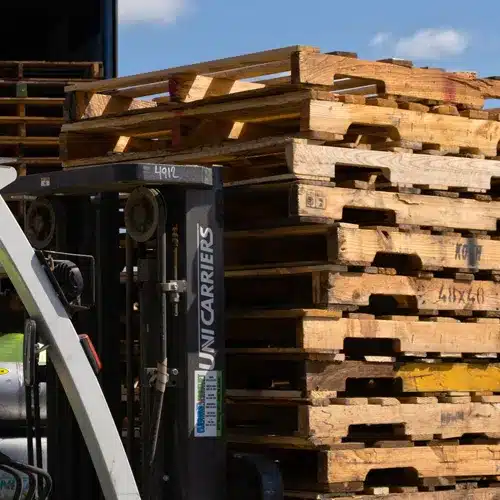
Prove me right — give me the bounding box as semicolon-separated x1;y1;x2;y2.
437;284;485;305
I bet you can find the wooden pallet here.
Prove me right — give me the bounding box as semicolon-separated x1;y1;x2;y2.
225;224;498;274
227;397;500;446
285;490;500;500
60;89;500;168
225;265;500;315
0;135;59;159
226;310;500;357
227;356;500;398
222;181;500;232
228;443;500;492
58;136;500;191
0;60;102;80
63;45;500;109
221;139;500;190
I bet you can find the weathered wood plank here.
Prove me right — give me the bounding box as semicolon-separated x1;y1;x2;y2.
324;445;500;484
292;52;500;108
287;141;500;191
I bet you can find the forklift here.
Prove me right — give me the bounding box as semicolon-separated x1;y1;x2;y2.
0;163;284;499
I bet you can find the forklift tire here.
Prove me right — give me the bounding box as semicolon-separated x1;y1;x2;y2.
227;452;284;500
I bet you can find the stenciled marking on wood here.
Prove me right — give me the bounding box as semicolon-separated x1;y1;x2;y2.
455;239;483;268
304;190;327;210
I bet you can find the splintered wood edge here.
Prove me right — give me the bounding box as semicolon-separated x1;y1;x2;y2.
64;45;320;93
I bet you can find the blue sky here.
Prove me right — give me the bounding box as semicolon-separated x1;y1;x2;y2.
117;0;500;80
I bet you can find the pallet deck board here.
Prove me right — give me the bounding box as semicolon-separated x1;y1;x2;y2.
223;182;500;232
226;310;500;355
0;136;59;146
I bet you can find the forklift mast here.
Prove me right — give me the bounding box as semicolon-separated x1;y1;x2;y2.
0;162;228;499
0;165;141;499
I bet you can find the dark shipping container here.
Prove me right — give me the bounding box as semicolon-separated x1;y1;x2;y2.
0;0;117;77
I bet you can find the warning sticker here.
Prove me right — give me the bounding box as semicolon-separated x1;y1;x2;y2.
194;370;222;437
0;334;23;362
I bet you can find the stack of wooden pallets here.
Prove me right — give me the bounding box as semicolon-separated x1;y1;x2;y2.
62;45;500;500
0;60;102;177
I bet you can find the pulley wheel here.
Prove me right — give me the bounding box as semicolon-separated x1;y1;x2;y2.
25;198;57;249
124;187;164;243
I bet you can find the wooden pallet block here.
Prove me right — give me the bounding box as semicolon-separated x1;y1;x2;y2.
227;356;500;397
226;309;500;356
223;181;500;232
225;264;500;313
60;90;500;167
225;224;497;273
227;398;500;445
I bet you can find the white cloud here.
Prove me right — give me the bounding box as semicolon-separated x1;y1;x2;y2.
370;32;392;47
394;28;469;60
119;0;188;24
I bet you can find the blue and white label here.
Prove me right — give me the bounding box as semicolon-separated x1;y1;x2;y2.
194;370;222;437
